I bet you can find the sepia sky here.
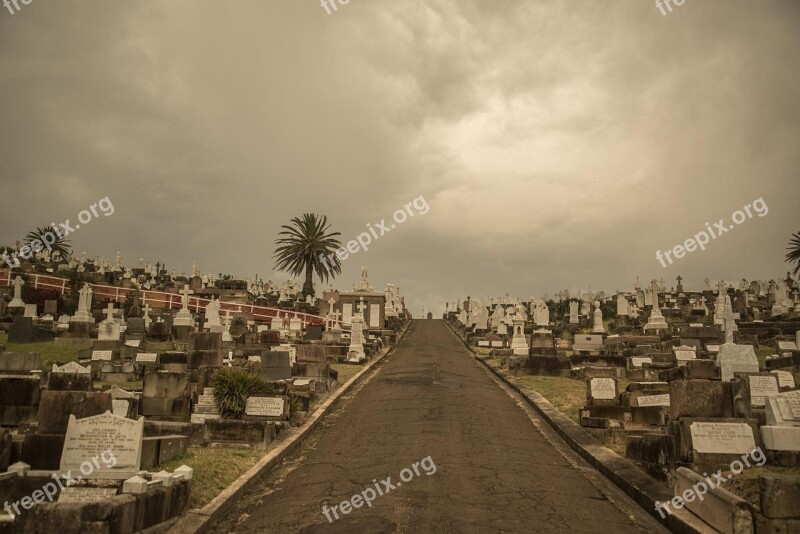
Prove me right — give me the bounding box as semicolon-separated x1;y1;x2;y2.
1;0;798;317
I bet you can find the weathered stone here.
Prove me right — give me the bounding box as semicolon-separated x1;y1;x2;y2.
669;380;732;419
37;391;112;434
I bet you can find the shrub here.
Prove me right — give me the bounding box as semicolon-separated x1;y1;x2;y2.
210;367;276;419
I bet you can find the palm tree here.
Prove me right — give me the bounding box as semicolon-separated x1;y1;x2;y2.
25;225;71;261
786;231;800;277
273;214;343;298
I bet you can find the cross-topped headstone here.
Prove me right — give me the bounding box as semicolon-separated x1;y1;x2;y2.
103;303;117;322
716;280;726;295
9;276;25;306
722;300;737;344
356;297;367;317
180;284;193;311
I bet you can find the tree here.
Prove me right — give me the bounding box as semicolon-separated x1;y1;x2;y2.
786;231;800;277
25;225;71;261
273;214;342;298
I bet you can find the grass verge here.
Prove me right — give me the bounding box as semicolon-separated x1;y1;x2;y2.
160;446;266;509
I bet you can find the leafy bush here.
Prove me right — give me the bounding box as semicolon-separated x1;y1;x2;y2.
210;367;276;419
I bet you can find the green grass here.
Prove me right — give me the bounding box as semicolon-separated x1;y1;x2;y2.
331;363;362;385
474;347;493;356
755;347;774;370
160;446;267;509
0;332;91;367
512;375;587;423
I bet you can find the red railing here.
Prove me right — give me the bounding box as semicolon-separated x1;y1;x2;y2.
0;270;348;329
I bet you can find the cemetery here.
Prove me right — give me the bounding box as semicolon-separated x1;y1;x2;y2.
0;251;410;531
447;275;800;533
3;3;799;531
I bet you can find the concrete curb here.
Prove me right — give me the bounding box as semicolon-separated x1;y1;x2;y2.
168;324;411;534
443;320;712;534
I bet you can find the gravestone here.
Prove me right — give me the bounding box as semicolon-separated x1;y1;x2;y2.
688;421;756;455
717;344;759;382
244;396;289;420
260;351;292;380
748;374;780;407
60;411;144;476
48;361;92;391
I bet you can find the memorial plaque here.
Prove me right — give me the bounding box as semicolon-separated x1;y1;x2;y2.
248;355;262;363
196;395;216;406
136;353;158;363
124;339;141;348
91;350;113;361
245;397;286;417
689;422;755;454
637;393;670;407
112;399;129;417
58;487;118;503
491;341;504;348
750;375;780;407
60;411;144;475
478;341;490;347
630;357;652;368
191;413;220;424
590;378;616;400
771;370;796;389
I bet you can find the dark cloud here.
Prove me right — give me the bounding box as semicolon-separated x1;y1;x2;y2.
0;0;798;317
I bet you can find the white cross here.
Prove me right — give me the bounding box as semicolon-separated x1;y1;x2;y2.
103;303;116;322
11;276;23;298
356;297;367;316
180;284;193;310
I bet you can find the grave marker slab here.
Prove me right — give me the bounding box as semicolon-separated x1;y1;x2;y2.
689;421;756;454
749;375;779;407
60;411;144;476
590;378;616;400
58;487;118;503
245;396;287;419
636;393;671;407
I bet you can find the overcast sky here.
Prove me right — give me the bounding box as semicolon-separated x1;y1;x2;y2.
1;0;798;317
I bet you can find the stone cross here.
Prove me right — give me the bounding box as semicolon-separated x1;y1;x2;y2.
716;280;726;295
11;276;24;300
103;304;116;322
356;297;367;317
78;283;93;311
722;300;736;344
180;284;193;311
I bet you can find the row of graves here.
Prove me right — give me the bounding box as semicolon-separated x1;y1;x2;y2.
0;350;193;531
0;267;410;530
449;276;800;532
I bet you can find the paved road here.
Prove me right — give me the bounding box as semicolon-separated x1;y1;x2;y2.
210;320;668;533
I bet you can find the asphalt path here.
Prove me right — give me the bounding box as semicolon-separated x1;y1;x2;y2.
210;319;668;533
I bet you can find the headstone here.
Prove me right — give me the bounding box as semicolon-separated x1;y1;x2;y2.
636;393;671;407
590;377;617;400
689;421;756;454
60;411;144;476
771;370;796;389
97;304;121;341
717;344;759;382
244;396;288;419
749;375;780;407
70;284;95;324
